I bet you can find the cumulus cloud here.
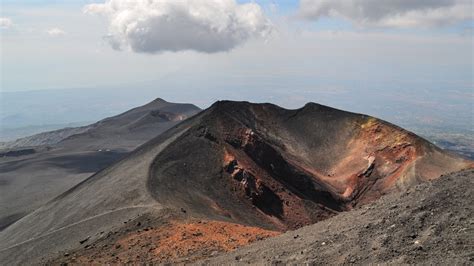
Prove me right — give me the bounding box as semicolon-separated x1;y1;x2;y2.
46;28;66;37
0;17;13;29
298;0;472;28
83;0;273;54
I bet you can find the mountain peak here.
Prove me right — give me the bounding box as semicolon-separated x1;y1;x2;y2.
143;97;169;108
150;97;168;104
1;100;470;265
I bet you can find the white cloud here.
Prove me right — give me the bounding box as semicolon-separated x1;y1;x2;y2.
83;0;273;54
46;27;66;37
298;0;472;28
0;17;13;29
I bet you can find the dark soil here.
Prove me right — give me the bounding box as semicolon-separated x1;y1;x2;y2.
1;101;470;265
0;98;200;232
206;169;474;265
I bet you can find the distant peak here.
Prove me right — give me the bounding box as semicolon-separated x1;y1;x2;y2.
150;98;168;104
141;98;170;108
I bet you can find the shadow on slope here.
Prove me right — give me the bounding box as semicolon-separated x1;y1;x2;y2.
0;100;470;265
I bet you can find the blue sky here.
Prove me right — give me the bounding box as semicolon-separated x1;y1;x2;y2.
1;0;473;131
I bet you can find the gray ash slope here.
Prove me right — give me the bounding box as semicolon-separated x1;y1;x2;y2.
206;169;474;265
58;97;200;150
0;126;91;151
0;98;199;151
0;98;200;231
0;101;470;265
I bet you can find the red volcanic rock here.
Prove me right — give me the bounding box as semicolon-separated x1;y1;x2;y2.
148;101;471;230
54;219;279;264
2;101;470;265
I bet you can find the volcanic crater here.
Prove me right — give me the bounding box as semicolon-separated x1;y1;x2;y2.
148;101;469;231
0;100;471;264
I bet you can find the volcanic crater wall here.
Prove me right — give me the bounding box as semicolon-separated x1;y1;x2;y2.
147;101;471;231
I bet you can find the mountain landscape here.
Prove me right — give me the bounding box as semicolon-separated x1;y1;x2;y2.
2;0;472;264
0;100;471;264
0;98;200;231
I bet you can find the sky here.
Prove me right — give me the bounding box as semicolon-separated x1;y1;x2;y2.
0;0;473;132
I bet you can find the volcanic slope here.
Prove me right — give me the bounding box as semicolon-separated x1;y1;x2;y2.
0;98;200;231
0;101;471;264
207;169;474;265
147;101;471;230
57;97;200;150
